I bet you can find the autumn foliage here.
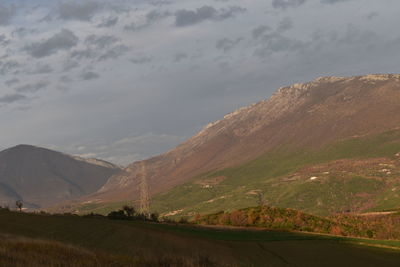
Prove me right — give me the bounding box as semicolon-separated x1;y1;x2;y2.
193;206;400;240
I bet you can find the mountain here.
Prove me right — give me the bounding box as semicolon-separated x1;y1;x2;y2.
0;145;121;209
66;74;400;216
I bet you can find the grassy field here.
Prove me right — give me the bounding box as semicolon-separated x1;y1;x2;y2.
1;210;400;266
0;234;136;267
148;129;400;218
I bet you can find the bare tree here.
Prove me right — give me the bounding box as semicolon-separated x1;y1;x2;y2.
16;200;23;212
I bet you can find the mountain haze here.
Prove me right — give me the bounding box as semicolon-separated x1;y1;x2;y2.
65;74;400;215
0;145;121;209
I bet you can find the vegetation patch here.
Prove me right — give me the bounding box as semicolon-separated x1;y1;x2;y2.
151;129;400;217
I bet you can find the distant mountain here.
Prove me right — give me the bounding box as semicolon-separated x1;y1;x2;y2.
0;145;121;209
65;74;400;216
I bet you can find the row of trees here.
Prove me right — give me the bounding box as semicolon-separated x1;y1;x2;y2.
105;205;160;222
1;202;161;223
0;200;23;212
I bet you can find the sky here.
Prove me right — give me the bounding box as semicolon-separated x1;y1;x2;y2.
0;0;399;165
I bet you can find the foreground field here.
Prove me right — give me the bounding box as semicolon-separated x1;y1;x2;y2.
0;210;400;266
0;234;136;267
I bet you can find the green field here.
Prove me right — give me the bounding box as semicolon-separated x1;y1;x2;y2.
148;129;400;218
1;210;400;266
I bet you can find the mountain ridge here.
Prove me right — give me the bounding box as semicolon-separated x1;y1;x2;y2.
59;74;400;215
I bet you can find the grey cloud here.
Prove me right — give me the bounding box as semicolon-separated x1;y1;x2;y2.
0;35;10;46
57;1;102;21
30;63;54;74
0;94;26;104
60;75;72;83
338;25;376;45
364;12;378;20
16;81;49;93
123;23;137;32
11;27;36;38
216;37;242;52
174;53;188;62
175;5;245;27
85;34;119;49
98;45;129;61
97;16;118;27
39;13;53;23
277;17;293;33
0;60;20;75
70;48;97;60
218;6;246;19
130;55;153;64
149;0;172;6
25;29;78;58
63;59;79;71
272;0;306;10
175;6;216;25
70;44;128;62
254;32;305;58
81;71;99;80
124;10;171;32
252;17;303;58
321;0;351;4
146;10;171;22
0;4;15;26
5;78;19;87
252;25;271;39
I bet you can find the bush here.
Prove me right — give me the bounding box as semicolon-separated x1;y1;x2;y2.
107;210;128;220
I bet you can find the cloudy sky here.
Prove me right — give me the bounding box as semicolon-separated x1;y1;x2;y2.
0;0;399;165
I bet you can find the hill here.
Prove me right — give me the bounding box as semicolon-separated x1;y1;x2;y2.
0;145;121;209
1;209;400;266
149;128;400;217
65;74;400;217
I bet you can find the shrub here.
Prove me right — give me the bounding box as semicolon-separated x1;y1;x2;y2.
107;210;128;220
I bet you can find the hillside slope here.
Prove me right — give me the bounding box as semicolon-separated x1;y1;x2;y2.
0;145;121;209
74;74;400;205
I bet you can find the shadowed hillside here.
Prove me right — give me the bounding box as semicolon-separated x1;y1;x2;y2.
0;145;121;209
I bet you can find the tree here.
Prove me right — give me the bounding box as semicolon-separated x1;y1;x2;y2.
150;212;159;222
16;200;23;212
122;205;136;217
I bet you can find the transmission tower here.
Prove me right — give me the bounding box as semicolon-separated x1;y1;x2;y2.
139;161;150;216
